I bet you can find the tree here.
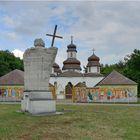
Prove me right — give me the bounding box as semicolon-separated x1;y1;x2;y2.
101;61;125;76
124;49;140;96
0;50;23;76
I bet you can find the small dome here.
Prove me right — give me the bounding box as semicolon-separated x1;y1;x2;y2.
63;58;80;65
53;62;62;74
53;62;59;68
87;51;100;67
67;43;77;52
67;36;77;52
88;53;100;61
62;58;81;70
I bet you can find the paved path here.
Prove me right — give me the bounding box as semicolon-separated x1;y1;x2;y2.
0;101;140;106
0;102;20;104
57;102;140;106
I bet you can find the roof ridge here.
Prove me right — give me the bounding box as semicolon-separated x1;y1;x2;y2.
96;70;137;85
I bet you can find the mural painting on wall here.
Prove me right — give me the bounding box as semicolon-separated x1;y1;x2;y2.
73;87;137;102
0;87;24;99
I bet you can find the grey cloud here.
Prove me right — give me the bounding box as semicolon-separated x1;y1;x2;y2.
1;1;140;67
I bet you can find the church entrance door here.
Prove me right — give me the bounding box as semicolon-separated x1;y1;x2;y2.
65;82;73;99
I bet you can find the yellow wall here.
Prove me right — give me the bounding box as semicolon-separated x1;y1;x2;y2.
96;85;137;95
72;84;138;102
0;85;56;99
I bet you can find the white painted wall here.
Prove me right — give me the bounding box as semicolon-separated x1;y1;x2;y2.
87;66;100;73
67;52;76;58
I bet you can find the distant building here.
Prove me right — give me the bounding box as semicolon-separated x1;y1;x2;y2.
0;69;55;100
95;70;138;102
0;69;24;100
50;37;104;99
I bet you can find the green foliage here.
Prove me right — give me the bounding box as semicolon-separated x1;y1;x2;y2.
0;50;23;76
124;49;140;96
101;60;125;76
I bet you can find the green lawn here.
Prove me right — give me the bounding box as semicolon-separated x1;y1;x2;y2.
0;104;140;140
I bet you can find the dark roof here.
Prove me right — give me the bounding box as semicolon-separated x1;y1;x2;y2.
53;62;59;68
54;68;62;74
0;69;55;86
88;53;100;61
62;58;81;70
63;58;80;65
96;70;137;85
62;64;81;70
67;43;77;52
53;62;62;74
58;71;83;77
0;69;24;85
75;82;86;87
87;52;100;67
84;73;104;77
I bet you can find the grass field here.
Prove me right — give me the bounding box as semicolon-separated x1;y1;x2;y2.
0;104;140;140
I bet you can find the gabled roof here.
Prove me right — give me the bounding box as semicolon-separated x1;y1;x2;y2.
84;73;103;77
0;69;24;85
96;70;137;86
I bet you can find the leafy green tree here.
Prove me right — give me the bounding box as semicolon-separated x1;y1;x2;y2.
124;49;140;96
101;61;125;76
0;50;23;76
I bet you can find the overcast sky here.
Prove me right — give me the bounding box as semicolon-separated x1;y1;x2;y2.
0;1;140;69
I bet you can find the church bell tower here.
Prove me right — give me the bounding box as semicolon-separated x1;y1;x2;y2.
62;36;81;72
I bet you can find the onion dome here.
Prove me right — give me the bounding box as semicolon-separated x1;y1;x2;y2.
88;53;100;61
53;62;62;74
62;58;81;70
62;36;81;71
67;36;77;52
67;43;77;52
87;50;100;67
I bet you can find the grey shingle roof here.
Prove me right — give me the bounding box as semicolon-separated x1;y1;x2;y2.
0;69;24;85
96;70;137;85
84;73;103;77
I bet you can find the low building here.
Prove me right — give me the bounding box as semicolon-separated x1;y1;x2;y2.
0;69;24;101
0;69;55;101
95;70;138;102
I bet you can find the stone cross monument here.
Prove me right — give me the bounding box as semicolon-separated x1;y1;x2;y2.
21;38;57;115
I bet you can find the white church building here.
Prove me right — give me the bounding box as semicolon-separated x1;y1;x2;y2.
50;37;104;99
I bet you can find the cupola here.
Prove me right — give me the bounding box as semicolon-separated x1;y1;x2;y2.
62;36;81;72
86;49;101;73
